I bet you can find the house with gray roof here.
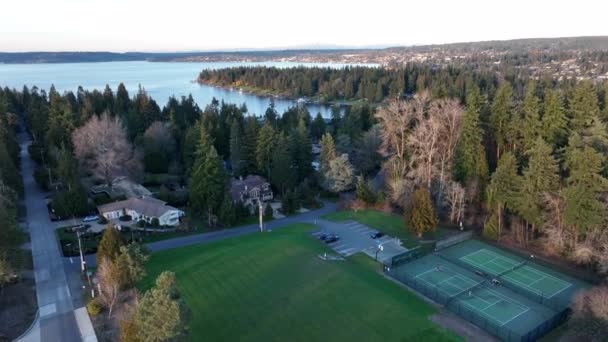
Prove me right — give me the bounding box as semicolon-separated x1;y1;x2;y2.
97;196;184;227
229;175;273;209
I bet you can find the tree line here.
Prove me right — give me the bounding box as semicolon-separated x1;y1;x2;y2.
0;91;22;289
197;63;588;104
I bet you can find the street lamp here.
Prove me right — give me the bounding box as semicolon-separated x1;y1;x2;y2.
375;244;384;260
375;240;391;261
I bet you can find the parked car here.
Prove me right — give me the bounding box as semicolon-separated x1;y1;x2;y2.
325;234;340;243
83;215;98;223
319;233;328;241
371;232;385;239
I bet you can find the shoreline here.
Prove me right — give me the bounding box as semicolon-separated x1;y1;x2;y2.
196;79;372;108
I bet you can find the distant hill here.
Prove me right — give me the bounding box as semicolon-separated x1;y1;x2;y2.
1;36;607;64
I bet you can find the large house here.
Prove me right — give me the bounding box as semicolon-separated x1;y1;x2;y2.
229;175;273;209
97;196;184;227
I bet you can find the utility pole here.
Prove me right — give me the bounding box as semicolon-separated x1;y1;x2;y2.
258;199;263;232
76;229;86;273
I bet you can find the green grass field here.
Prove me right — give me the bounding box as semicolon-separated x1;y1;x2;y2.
141;223;460;342
322;210;451;247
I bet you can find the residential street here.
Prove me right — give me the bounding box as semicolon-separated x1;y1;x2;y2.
69;201;338;270
17;132;96;342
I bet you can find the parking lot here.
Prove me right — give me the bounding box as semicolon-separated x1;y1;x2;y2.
312;220;408;264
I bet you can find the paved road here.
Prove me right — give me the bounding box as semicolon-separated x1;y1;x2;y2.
71;201;338;270
17;132;93;342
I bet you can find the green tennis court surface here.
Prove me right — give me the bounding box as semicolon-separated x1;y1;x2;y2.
415;266;530;326
460;249;572;298
387;238;589;341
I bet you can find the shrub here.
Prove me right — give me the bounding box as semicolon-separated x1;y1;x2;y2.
98;216;108;224
137;220;146;228
86;298;103;316
150;218;159;228
264;203;273;220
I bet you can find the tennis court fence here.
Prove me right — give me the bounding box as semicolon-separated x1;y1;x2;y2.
435;231;473;251
437;253;566;312
386;266;569;342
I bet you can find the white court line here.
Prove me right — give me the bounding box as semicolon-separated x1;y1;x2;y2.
499;307;530;327
521;266;572;287
546;282;573;299
527;276;546;287
414;268;439;279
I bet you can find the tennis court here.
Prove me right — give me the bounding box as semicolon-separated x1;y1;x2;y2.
386;236;588;341
460;249;572;299
415;266;530;326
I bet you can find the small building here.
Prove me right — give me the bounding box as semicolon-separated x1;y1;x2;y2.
230;175;273;209
97;196;184;227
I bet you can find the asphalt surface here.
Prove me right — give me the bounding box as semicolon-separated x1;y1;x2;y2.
311;220;408;262
18;132;82;342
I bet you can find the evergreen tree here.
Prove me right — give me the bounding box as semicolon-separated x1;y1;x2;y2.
355;176;375;204
490;83;513;160
516;137;559;233
319;133;337;174
241;117;259;175
55;143;76;189
135;272;189;342
255;122;275;179
454;86;489;185
569;81;600;133
97;225;125;263
486;152;520;238
562;133;607;238
520;82;541;151
229;121;243;177
289;118;313;183
541;89;568;148
181;122;200;176
190;145;225;227
406;188;437;237
218;193;236;227
311;112;326;141
270;134;294;194
264;100;278;127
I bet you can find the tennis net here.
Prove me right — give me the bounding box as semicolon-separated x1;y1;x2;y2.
447;280;486;303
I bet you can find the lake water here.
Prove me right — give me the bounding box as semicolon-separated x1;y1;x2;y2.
0;61;374;117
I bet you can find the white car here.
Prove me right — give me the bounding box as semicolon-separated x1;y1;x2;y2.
82;215;98;223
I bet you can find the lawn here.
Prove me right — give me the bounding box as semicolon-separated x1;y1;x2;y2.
140;223;460;342
322;209;451;248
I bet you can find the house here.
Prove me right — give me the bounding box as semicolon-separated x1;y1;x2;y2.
229;175;273;209
97;196;184;227
89;177;152;199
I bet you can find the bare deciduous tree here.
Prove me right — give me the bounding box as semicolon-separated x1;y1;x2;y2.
97;257;121;317
377;95;464;208
376;96;425;207
443;181;466;224
144;121;176;155
72;112;141;185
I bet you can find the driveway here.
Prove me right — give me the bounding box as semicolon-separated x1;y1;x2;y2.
17;132;96;342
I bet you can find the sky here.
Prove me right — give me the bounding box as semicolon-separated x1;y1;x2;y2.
1;0;607;52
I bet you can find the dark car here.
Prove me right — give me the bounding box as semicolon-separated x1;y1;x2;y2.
371;232;385;239
319;233;329;241
325;234;340;243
